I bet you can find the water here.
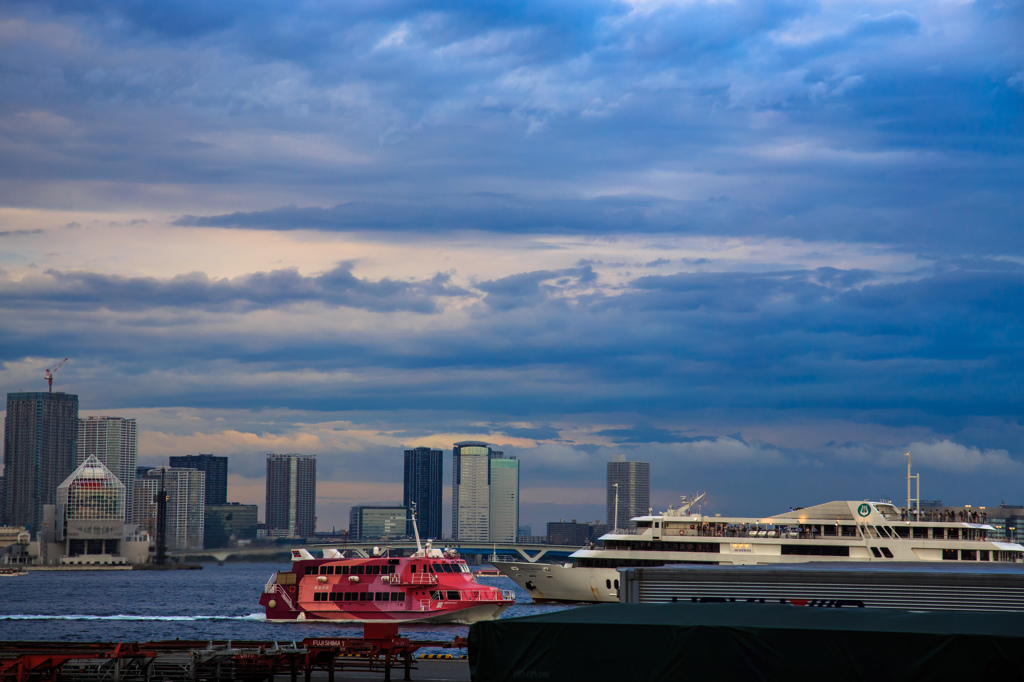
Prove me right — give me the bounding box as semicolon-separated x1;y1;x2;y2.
0;563;576;646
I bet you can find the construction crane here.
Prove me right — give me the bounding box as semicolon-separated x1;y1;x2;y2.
44;357;69;392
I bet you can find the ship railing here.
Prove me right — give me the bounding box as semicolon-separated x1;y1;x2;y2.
393;573;438;586
264;573;278;594
500;590;515;602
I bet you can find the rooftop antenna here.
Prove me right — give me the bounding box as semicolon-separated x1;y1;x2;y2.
44;357;69;392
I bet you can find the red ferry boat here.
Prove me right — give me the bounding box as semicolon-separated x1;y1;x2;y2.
260;516;515;624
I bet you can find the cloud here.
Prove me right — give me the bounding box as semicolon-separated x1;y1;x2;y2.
0;263;468;313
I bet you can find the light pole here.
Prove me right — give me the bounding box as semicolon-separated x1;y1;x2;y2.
613;483;620;533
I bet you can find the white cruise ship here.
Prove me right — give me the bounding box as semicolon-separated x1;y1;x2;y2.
495;496;1024;603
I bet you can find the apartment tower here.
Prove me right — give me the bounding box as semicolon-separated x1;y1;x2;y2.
403;446;443;539
3;392;79;531
265;453;316;538
77;416;137;522
606;455;650;530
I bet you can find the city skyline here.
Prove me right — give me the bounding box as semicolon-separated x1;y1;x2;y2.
1;0;1022;533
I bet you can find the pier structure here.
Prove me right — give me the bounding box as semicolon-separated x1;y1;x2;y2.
0;628;467;682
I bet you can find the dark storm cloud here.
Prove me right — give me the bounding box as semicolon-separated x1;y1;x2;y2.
0;263;467;313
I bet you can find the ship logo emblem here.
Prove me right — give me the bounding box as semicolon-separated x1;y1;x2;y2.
857;503;871;517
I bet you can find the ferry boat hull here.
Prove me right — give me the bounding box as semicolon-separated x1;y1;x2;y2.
496;498;1024;604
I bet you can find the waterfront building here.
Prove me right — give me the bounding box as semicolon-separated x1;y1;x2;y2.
3;392;79;532
348;505;408;541
403;446;443;539
169;454;228;505
547;519;608;546
203;503;258;549
606;456;650;530
134;467;205;551
452;441;504;541
265;453;316;538
77;416;137;522
489;457;520;543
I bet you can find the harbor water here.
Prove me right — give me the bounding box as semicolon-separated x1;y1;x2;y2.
0;563;574;644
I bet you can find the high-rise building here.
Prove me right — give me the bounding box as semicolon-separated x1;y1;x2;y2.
265;453;316;538
3;392;79;531
452;441;502;541
77;416;137;522
169;454;228;505
133;467;205;551
403;447;443;539
0;475;5;526
489;457;519;543
349;505;407;541
607;456;650;530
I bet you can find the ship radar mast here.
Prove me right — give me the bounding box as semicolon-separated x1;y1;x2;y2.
410;502;423;553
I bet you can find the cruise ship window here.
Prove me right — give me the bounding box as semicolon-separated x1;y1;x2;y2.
980;551;990;561
961;550;977;561
913;527;928;539
870;547;882;558
614;580;619;589
947;528;960;540
880;547;894;558
942;549;957;560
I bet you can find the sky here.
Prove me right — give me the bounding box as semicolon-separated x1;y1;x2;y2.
0;0;1022;533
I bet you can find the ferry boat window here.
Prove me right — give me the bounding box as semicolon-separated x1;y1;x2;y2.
654;522;660;528
391;592;402;601
446;591;460;600
948;528;960;540
442;563;454;573
345;592;355;600
870;547;882;558
305;566;314;574
320;565;328;574
636;521;652;528
823;526;838;536
431;591;442;600
314;593;322;601
961;549;977;561
341;565;349;574
355;565;365;575
841;526;857;537
913;527;928;539
375;592;385;601
410;564;417;573
942;549;957;560
327;566;335;575
371;565;381;575
980;550;990;561
614;580;619;589
359;592;369;601
606;579;611;589
892;526;909;538
880;547;894;558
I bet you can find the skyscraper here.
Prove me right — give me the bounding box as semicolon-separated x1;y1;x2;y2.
452;441;498;541
133;467;206;551
265;453;316;538
77;416;137;522
403;446;443;539
3;392;79;531
488;456;519;543
607;456;650;530
169;454;228;505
